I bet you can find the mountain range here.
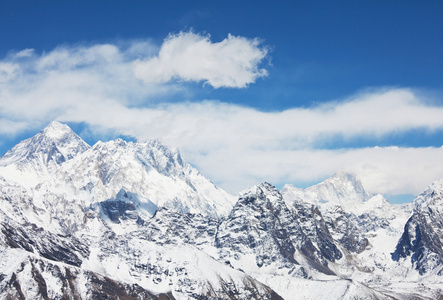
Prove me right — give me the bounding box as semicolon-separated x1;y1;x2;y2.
0;122;442;299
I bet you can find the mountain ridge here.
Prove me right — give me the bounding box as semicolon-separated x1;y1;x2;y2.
0;122;442;299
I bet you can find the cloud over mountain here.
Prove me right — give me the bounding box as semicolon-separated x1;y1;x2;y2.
0;32;443;196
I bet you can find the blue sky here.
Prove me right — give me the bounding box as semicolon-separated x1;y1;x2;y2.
1;1;443;202
3;1;443;108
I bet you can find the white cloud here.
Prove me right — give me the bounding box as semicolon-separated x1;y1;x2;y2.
133;31;269;88
53;93;443;196
78;91;443;152
14;48;35;58
0;62;20;82
186;146;443;196
0;34;443;197
36;44;121;71
0;119;29;135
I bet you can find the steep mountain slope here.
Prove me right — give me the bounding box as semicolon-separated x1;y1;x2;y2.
282;172;374;214
216;183;341;276
392;179;443;276
214;183;394;299
281;173;417;294
281;173;411;250
0;121;90;187
1;122;443;299
57;138;235;217
0;247;175;300
79;182;389;299
0;122;235;237
0;193;283;299
0;122;282;299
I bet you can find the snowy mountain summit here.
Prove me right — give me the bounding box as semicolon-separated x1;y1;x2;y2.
281;172;372;214
0;122;443;299
1;121;90;168
0;121;90;186
0;121;235;218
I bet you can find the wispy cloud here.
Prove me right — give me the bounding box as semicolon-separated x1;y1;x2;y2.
60;94;443;195
188;145;443;196
0;62;20;82
0;32;442;196
14;48;35;58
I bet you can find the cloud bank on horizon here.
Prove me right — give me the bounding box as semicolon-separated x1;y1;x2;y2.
1;31;443;197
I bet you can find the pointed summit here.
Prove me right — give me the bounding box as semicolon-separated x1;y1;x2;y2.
37;121;90;160
41;121;74;140
0;121;90;183
322;172;370;201
217;181;341;275
281;172;371;214
413;178;443;209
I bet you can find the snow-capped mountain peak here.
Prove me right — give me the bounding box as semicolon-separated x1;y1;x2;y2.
413;178;443;209
1;121;442;299
0;121;90;165
51;127;236;216
42;120;75;139
241;182;280;199
0;121;90;186
310;172;371;203
92;188;158;233
281;172;372;214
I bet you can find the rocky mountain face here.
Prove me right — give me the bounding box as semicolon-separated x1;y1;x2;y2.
282;173;410;255
392;179;443;276
0;122;281;299
280;172;443;298
215;183;342;277
0;122;442;299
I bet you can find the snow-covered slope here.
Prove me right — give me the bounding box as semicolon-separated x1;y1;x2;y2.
0;121;90;187
0;122;235;224
0;122;285;299
280;173;425;297
282;172;374;214
56;138;235;217
1;122;443;299
281;172;411;239
217;183;341;276
393;179;443;277
215;183;396;299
